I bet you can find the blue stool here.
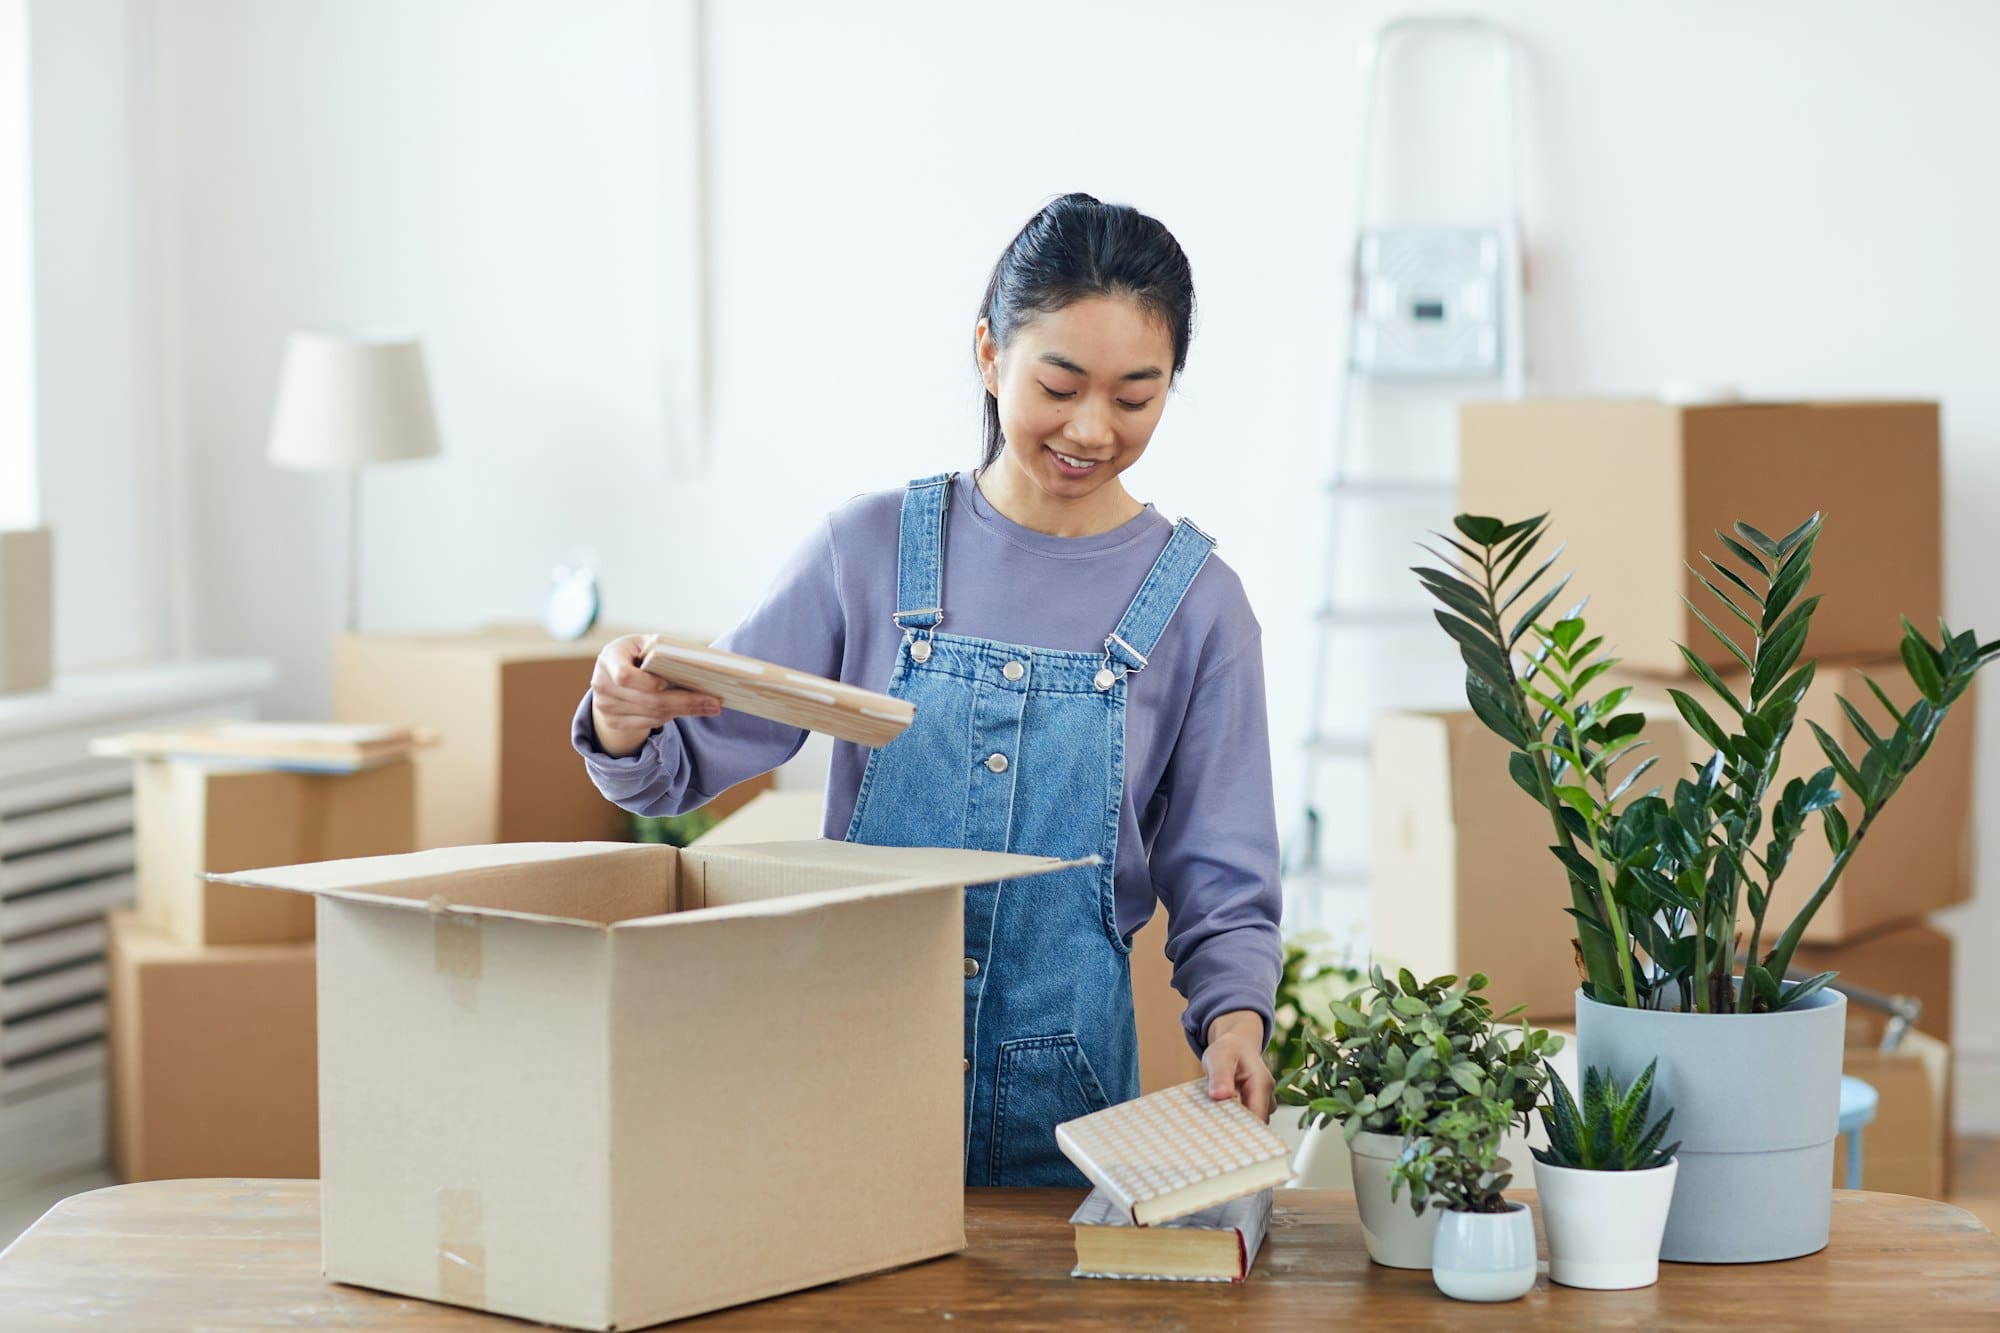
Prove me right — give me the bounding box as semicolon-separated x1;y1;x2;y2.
1838;1076;1879;1189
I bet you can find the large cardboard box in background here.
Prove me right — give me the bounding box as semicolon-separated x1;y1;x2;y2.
132;757;415;945
1458;400;1940;676
216;838;1079;1331
1371;707;1690;1020
107;910;317;1182
1619;659;1973;942
333;626;766;850
0;526;53;693
1833;1029;1951;1199
1796;919;1953;1047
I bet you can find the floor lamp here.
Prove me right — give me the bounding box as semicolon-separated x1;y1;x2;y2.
266;333;442;633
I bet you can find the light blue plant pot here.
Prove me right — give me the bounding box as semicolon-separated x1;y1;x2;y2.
1575;985;1845;1263
1431;1202;1537;1302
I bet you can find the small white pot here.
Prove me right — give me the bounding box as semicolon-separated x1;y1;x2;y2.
1349;1130;1439;1268
1533;1157;1680;1289
1431;1202;1538;1302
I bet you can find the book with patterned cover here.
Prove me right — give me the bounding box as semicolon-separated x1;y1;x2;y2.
1069;1186;1273;1282
1054;1079;1293;1226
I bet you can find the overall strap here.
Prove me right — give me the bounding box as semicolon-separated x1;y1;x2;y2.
892;472;955;632
1103;518;1217;675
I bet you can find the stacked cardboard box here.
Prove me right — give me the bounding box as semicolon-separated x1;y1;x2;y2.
1453;398;1962;1195
332;625;769;849
104;746;420;1181
0;527;53;693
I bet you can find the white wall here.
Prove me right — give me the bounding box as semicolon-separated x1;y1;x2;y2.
0;0;34;528
30;0;2000;1114
27;0;172;665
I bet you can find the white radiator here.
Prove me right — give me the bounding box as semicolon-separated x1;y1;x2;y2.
0;659;274;1193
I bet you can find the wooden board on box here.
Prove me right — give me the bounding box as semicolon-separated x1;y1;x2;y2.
94;722;435;773
640;640;913;748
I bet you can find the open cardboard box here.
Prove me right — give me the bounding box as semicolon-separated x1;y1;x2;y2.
215;838;1082;1331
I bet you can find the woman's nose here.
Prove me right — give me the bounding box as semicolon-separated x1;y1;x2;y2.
1065;398;1117;450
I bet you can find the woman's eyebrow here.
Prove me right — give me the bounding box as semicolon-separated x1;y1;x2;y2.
1037;351;1164;382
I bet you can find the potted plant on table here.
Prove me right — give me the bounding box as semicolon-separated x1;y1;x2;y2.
1389;1095;1537;1302
1275;967;1560;1268
1531;1060;1680;1289
1416;511;1997;1261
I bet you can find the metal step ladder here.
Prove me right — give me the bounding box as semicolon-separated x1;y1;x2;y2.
1283;15;1528;944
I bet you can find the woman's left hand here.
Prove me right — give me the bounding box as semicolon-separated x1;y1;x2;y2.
1201;1010;1275;1122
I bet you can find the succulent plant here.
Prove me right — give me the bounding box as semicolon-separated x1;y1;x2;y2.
1531;1059;1679;1172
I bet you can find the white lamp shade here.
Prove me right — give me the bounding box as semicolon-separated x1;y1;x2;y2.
267;332;443;470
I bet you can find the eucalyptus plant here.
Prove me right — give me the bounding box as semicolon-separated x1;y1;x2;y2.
1389;1094;1516;1215
1417;511;1998;1013
1275;967;1561;1142
1532;1060;1679;1172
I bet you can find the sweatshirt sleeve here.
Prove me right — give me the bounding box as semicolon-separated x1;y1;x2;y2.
1145;629;1285;1055
571;516;846;816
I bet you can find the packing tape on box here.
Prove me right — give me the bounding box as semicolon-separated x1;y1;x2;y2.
430;904;483;1010
436;1186;486;1308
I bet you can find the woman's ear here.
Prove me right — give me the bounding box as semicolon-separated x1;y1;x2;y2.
974;319;1000;395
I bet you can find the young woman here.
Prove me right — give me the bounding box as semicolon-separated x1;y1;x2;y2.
575;194;1282;1187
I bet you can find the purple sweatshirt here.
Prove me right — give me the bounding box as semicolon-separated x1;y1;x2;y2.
572;472;1281;1052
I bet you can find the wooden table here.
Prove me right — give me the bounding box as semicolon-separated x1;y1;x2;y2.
1;1181;1994;1329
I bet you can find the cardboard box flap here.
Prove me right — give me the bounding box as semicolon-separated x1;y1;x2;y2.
683;839;1093;889
209;841;671;927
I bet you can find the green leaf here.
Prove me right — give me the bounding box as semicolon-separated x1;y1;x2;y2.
1437;611;1515;690
1859;673;1908;735
1823;803;1850;854
1809;721;1867;803
1678;645;1747;718
1735;521;1781;558
1902;627;1947;705
1717;531;1770;577
1466;675;1530;748
1689;569;1760;635
1416;568;1499;631
1779;970;1838;1009
1701;553;1765;609
1665;687;1729;757
1508;578;1573;649
1834;695;1886;753
1453;515;1506;546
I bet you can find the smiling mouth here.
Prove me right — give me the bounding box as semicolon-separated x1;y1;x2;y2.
1049;447;1103;470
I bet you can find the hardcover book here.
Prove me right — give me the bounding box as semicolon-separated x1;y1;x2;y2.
1069;1186;1273;1282
1054;1079;1293;1226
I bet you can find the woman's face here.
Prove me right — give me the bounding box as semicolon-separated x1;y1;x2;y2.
977;294;1174;508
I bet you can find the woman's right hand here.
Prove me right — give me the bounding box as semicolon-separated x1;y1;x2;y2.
588;634;723;758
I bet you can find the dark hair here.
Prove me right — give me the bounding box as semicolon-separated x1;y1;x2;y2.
975;193;1196;471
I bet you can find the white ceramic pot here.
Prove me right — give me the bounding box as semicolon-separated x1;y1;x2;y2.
1533;1157;1678;1289
1349;1130;1439;1268
1431;1202;1538;1302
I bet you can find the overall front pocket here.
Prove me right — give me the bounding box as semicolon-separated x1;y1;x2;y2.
991;1033;1110;1186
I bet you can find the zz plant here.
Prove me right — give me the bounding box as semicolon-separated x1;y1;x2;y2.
1275;967;1562;1142
1417;511;1998;1014
1532;1060;1679;1172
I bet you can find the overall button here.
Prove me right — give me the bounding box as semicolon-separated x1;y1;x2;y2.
1001;660;1025;681
962;1057;971;1073
910;639;932;663
1094;667;1116;691
963;957;980;977
985;753;1009;774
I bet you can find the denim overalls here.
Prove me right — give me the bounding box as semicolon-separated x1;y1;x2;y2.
845;473;1215;1186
